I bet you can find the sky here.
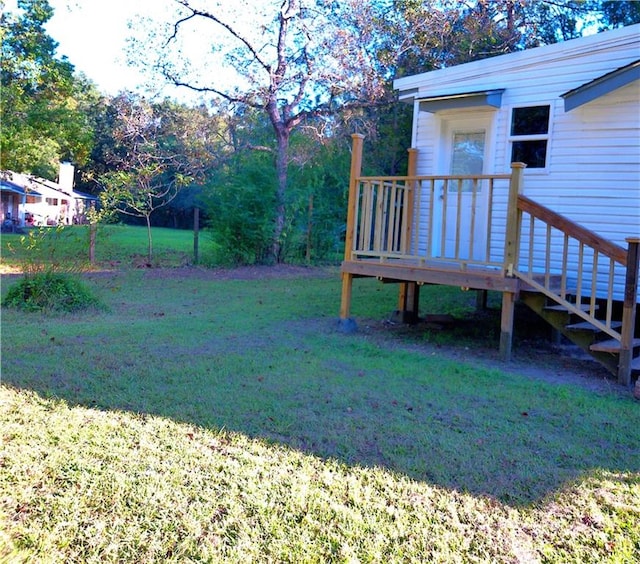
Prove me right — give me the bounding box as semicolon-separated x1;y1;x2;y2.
5;0;197;99
44;0;173;96
17;0;274;103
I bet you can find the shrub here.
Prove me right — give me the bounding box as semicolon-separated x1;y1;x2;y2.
2;272;105;313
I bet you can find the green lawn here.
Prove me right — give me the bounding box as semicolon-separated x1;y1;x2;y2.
1;224;196;269
1;266;639;563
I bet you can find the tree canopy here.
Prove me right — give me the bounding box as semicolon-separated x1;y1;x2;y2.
0;0;97;178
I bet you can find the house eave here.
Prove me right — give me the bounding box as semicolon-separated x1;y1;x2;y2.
415;89;505;113
561;59;640;111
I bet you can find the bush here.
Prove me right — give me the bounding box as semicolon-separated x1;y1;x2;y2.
2;272;105;313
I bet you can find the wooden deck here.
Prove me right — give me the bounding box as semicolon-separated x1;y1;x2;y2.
339;134;640;385
342;258;519;293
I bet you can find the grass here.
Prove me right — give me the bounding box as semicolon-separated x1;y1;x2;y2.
1;224;196;269
1;266;639;563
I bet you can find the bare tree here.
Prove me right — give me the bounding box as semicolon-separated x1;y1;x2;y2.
136;0;388;263
99;93;200;263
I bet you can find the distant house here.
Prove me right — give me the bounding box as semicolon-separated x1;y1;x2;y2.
1;163;97;229
339;25;640;383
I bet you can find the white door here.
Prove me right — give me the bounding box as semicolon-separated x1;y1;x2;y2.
434;116;492;262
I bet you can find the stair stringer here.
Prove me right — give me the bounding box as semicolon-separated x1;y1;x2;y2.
518;290;619;376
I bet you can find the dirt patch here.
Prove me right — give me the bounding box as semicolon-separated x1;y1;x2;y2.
357;316;628;396
140;264;336;281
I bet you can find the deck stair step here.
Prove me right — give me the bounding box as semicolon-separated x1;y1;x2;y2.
544;303;599;313
589;338;640;354
565;320;622;332
520;274;565;293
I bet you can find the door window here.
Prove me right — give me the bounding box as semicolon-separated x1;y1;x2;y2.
450;130;485;191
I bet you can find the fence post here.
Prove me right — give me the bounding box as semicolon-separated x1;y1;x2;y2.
619;237;639;386
339;134;364;328
500;162;526;361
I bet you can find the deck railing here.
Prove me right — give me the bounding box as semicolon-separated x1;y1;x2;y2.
348;173;513;269
342;135;638;383
510;195;639;382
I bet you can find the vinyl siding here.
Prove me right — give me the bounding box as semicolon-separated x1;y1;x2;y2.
400;24;640;300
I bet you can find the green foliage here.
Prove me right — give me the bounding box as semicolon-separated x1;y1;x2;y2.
2;271;103;312
0;0;96;177
203;153;275;266
2;224;104;312
282;136;351;263
4;225;89;274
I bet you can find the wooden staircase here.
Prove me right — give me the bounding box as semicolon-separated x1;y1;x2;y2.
510;195;640;387
519;286;640;379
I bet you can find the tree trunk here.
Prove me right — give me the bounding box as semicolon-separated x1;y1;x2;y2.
146;215;153;263
193;206;200;265
272;127;290;263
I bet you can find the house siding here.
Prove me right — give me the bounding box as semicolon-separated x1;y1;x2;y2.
400;25;639;300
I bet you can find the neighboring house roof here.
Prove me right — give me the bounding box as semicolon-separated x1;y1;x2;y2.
68;189;98;201
0;171;97;202
0;179;41;196
561;59;640;111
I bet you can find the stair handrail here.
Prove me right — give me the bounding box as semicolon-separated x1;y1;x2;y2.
512;194;639;384
517;195;628;265
513;194;628;334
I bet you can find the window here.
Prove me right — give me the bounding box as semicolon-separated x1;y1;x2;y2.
509;105;550;169
450;130;486;192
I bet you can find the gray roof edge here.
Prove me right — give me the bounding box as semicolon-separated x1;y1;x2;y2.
561;59;639;111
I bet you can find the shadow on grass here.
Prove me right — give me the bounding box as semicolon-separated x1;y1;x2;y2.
2;272;638;507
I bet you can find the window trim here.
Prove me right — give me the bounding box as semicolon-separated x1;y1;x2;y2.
508;104;553;174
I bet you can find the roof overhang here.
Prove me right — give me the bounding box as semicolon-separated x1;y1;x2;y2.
398;89;505;113
561;59;640;112
0;180;41;196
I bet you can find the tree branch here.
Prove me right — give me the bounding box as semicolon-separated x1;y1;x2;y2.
173;0;271;73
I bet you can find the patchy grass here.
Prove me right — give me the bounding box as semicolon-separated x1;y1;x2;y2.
1;270;639;562
1;224;195;270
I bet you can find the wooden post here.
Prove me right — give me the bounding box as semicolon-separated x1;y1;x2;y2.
343;134;364;264
396;148;420;322
339;134;364;327
619;237;639;385
500;162;526;361
193;207;200;265
504;162;526;276
500;290;516;361
306;194;313;264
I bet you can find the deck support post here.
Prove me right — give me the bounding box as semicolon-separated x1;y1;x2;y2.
393;282;420;324
500;291;516;361
619;237;639;385
500;163;526;361
339;134;365;332
394;147;420;324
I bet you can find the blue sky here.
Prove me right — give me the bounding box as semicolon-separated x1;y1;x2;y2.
44;0;171;95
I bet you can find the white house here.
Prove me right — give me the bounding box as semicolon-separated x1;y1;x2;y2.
340;25;640;382
1;163;97;229
393;24;639;273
